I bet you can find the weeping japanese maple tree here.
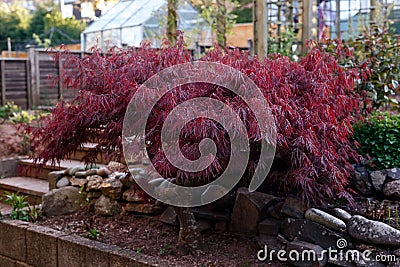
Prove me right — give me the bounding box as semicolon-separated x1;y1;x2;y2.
28;36;362;255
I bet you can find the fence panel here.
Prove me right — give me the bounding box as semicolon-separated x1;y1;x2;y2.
0;59;29;109
37;51;59;106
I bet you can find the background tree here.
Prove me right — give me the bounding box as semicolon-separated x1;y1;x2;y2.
191;0;237;47
0;1;86;51
167;0;178;44
216;0;227;47
232;0;252;23
42;6;86;45
0;2;31;50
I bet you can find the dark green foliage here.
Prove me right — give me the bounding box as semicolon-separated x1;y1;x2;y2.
353;112;400;169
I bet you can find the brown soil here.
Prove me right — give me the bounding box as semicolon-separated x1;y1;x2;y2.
38;206;287;267
0;123;25;159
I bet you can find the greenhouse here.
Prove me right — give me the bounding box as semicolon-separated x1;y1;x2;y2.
81;0;210;51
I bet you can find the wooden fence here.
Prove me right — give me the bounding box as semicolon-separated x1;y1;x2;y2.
0;48;83;109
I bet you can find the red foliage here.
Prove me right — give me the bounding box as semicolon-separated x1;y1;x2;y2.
28;36;362;206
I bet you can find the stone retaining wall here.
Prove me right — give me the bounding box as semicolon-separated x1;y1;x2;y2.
0;218;169;267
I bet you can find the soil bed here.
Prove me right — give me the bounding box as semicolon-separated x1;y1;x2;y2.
0;123;25;159
38;206;287;266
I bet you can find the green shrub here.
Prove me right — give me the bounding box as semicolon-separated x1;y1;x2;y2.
317;26;400;113
353;111;400;169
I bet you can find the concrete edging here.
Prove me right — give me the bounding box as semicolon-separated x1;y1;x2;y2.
0;218;170;267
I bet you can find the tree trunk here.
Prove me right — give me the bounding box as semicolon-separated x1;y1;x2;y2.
173;207;208;256
167;0;178;45
216;0;227;47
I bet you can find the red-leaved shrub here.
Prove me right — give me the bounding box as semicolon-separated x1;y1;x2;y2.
28;36;362;206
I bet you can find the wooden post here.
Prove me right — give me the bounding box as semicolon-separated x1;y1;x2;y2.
253;0;268;58
58;55;63;100
370;0;376;25
1;60;6;105
335;0;340;38
28;46;39;107
26;60;32;109
302;0;317;49
7;38;11;58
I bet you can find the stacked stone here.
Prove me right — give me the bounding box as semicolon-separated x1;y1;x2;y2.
43;161;164;217
228;189;400;267
352;166;400;199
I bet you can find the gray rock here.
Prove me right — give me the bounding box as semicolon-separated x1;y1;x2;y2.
281;195;309;218
347;215;400;247
387;259;400;267
256;235;288;261
305;208;346;232
353;255;386;267
258;218;283;236
67;166;85;176
119;173;135;187
328;256;354;267
42;186;86;216
100;177;122;199
331;208;352;223
86;175;103;191
87;191;102;199
148;177;165;187
370;170;387;192
383;180;400;199
94;195;121;216
129;167;147;179
112;171;125;179
352;166;373;195
192;207;230;221
74;171;87;178
124;203;164;214
395;248;400;256
281;218;345;249
85;169;98;176
97;167;112;178
48;170;67;190
107;161;126;172
286;241;327;267
122;186;150;202
56;177;70;188
200;184;227;205
387;168;400;180
159;206;178;226
69;177;87;188
155;187;178;203
230;187;279;235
